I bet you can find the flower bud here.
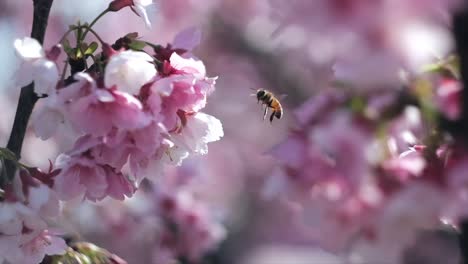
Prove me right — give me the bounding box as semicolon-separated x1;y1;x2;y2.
108;0;133;12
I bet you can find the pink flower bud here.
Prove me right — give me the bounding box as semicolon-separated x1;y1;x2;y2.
46;44;61;61
108;0;134;12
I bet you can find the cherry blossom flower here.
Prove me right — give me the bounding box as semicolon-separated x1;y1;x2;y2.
53;149;136;202
14;37;59;95
167;112;223;165
0;170;66;264
154;53;216;130
132;0;155;28
105;50;157;95
36;72;152;137
31;72;98;139
0;228;67;264
65;88;152;136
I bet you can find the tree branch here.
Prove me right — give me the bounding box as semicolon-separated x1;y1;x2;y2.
452;5;468;264
440;6;468;140
1;0;54;187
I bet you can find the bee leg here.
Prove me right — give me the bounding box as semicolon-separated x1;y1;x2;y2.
269;111;275;122
263;105;268;120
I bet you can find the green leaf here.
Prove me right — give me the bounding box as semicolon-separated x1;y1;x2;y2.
85;42;99;55
420;62;443;73
420;55;461;79
128;40;147;51
62;38;73;54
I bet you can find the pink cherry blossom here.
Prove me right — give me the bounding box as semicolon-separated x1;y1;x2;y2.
436;78;462;120
0;170;66;264
53;154;108;201
32;72;98;139
54;152;136;202
382;147;427;182
0;228;67;264
153;55;216;130
53;72;152;136
66;88;151;136
167;112;223;165
169;52;206;78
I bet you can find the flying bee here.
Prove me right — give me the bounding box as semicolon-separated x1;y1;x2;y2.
252;89;284;122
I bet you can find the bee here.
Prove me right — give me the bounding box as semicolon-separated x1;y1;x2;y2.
253;89;283;122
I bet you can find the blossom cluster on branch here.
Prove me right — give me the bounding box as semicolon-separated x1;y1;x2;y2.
1;0;224;263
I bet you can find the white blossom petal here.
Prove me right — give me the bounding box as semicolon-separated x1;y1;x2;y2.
14;37;44;60
105;50;157;94
169;112;223;163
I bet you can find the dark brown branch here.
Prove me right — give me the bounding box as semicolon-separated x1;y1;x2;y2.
1;0;54;187
451;4;468;264
442;6;468;139
454;8;468;124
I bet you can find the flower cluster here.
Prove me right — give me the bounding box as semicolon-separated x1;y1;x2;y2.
22;26;223;202
3;0;224;262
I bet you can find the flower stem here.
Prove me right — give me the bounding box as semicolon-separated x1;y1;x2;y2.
80;25;105;45
81;9;109;41
1;0;54;188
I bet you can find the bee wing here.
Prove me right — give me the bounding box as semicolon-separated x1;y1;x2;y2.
278;94;288;101
249;87;259;97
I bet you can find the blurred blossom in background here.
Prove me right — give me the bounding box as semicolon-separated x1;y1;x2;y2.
2;0;468;263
